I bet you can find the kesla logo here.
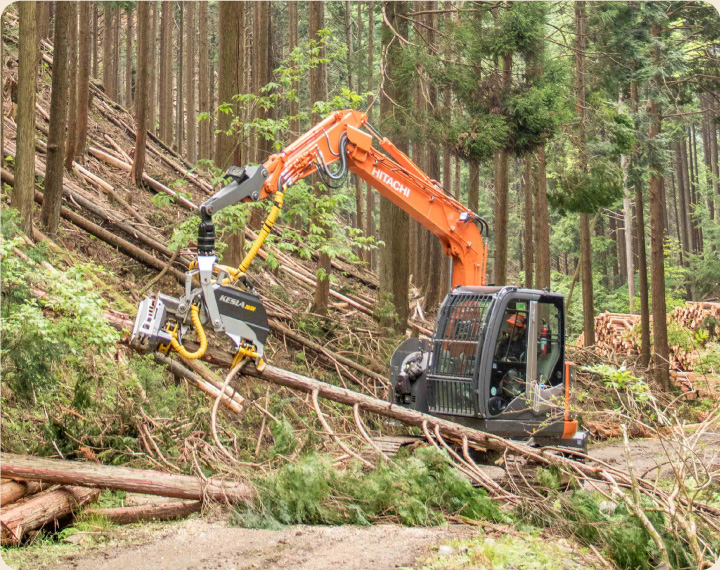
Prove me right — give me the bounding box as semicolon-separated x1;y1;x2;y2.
219;295;256;311
372;168;410;198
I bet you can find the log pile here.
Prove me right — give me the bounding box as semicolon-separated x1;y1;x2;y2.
580;303;720;371
0;456;252;545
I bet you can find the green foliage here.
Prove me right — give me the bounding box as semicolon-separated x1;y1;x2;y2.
1;216;120;400
232;447;503;528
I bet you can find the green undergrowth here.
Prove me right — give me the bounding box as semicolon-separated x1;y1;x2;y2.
522;471;720;570
232;447;504;528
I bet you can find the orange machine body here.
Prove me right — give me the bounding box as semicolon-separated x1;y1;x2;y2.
253;110;488;288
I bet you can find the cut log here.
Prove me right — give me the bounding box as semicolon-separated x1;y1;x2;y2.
88;147;198;211
83;500;201;524
153;353;245;414
32;189;187;283
0;479;51;507
0;454;253;504
0;486;100;545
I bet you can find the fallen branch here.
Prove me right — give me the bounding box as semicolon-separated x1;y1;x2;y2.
83;500;202;525
0;485;100;545
0;453;253;504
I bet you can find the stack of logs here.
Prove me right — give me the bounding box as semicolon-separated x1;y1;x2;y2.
0;455;253;546
577;302;720;395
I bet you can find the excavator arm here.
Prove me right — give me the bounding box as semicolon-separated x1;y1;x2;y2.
199;109;488;288
132;110;489;367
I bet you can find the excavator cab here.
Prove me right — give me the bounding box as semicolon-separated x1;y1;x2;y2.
390;286;587;452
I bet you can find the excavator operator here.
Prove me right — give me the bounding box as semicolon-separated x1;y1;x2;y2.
497;313;527;362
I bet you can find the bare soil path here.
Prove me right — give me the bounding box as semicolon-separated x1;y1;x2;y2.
6;519;475;570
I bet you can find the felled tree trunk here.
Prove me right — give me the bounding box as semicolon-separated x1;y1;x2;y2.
0;485;99;545
84;500;201;524
0;479;50;506
0;454;253;504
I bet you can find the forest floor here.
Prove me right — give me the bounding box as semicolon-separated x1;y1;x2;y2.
7;434;707;570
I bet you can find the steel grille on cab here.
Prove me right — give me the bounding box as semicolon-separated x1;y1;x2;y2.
427;293;492;417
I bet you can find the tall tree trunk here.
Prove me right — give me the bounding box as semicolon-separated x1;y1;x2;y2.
158;1;173;145
670;170;684;265
125;7;133;109
422;1;446;312
209;19;216;159
701;94;715;223
131;2;151;188
575;1;594;346
410;73;426;290
492;50;512;285
253;2;272;162
198;1;210;160
113;5;120;99
347;1;364;239
468;162;479;213
215;2;242;171
92;2;98;78
64;2;78;170
681;136;695;255
648;23;670;391
365;0;376;270
534;147;551;289
308;1;332;315
102;4;112;96
36;1;49;42
74;1;91;161
175;2;184;156
377;0;411;330
42;2;72;234
288;1;299;137
148;2;158;136
524;154;533;289
14;1;38;235
675;142;689;259
629;81;651;366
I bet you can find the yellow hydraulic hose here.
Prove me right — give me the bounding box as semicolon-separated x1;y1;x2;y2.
170;304;207;359
233;187;286;280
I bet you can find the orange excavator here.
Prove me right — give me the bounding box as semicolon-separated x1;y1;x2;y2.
132;110;586;451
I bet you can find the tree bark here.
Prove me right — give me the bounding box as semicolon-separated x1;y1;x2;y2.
148;2;158;136
41;2;71;234
468;161;479;213
198;1;210;160
35;1;50;42
492;52;511;285
125;6;133;109
365;1;376;270
524;154;534;289
0;485;99;546
92;2;98;78
102;4;112;96
253;1;272;162
14;1;38;235
379;1;410;329
175;2;184;156
215;2;242;171
534;146;551;289
64;2;78;170
83;501;202;525
0;479;50;507
288;1;299;137
309;1;332;316
649;23;669;391
185;2;196;163
158;1;173;146
131;3;151;188
73;1;92;162
0;454;253;504
575;1;594;346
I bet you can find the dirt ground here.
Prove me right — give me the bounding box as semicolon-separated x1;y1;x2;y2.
4;519;476;570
